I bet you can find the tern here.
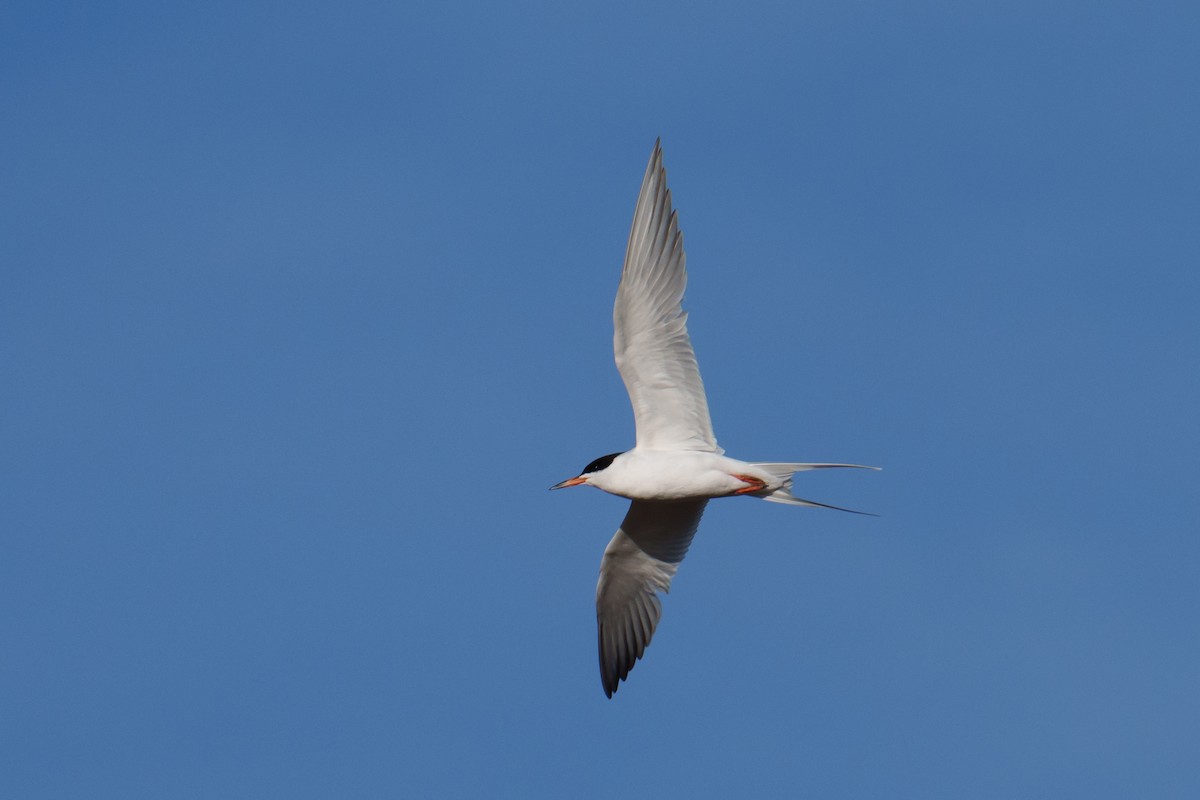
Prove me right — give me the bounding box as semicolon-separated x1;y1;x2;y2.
552;140;877;698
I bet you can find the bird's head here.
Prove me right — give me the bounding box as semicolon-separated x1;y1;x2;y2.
550;452;624;490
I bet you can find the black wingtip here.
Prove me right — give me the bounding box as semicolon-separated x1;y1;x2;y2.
601;669;617;699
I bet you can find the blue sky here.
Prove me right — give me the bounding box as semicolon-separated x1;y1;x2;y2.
3;2;1198;797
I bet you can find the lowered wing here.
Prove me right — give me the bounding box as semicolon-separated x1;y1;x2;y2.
595;498;707;697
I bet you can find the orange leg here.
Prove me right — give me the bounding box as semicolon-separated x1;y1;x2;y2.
731;474;768;495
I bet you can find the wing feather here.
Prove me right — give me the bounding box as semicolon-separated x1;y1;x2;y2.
595;499;707;697
613;140;721;453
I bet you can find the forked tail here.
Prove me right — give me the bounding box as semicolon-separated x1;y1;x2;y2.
749;462;879;516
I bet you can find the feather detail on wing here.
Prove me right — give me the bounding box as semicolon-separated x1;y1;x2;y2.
613;140;721;453
595;499;707;697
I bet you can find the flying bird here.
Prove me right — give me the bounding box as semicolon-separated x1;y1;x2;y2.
552;140;877;698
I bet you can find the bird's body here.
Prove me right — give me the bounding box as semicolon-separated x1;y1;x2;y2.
553;140;877;697
585;450;774;501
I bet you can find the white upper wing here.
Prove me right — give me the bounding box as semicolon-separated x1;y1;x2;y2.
613;140;721;453
595;498;707;697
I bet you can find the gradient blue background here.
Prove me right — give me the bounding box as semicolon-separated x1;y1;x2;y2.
4;2;1198;797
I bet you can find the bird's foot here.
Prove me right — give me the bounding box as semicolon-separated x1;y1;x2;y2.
731;475;768;495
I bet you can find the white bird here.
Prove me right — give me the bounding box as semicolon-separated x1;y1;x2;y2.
552;140;877;698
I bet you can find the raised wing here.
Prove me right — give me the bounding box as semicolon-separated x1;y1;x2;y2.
595;498;707;697
613;140;720;453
